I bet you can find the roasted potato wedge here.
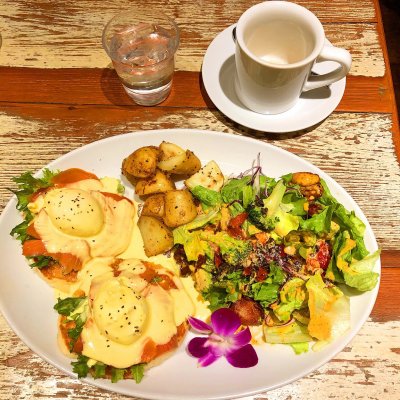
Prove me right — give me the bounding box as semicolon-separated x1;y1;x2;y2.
163;190;198;228
135;169;176;196
185;160;224;191
159;141;185;161
122;146;160;179
158;150;201;175
141;194;165;219
137;215;174;257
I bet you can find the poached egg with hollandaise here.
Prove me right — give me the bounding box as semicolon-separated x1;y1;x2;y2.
59;258;195;369
23;168;136;277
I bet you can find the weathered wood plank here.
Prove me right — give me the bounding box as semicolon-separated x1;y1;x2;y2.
0;1;382;75
0;69;392;113
0;315;398;400
0;106;399;250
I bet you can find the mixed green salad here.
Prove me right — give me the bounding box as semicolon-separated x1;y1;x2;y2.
173;165;380;353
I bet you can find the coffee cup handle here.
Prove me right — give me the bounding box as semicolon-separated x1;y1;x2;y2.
303;43;352;92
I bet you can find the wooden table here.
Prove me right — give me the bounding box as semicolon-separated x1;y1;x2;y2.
0;0;399;399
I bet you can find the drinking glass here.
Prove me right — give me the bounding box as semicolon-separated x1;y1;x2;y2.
102;9;179;106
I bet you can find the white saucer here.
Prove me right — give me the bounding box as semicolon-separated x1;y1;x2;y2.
202;25;347;133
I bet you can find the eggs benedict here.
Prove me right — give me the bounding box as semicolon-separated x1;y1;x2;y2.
20;168;135;280
55;258;195;380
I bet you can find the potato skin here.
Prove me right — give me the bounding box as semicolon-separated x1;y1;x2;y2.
141;194;165;219
158;150;201;175
159;141;184;161
137;215;174;257
122;146;159;179
163;190;198;228
135;169;176;196
185;160;224;191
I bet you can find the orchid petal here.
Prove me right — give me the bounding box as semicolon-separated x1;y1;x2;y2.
211;308;241;337
198;350;220;367
205;336;227;357
187;337;209;358
226;344;258;368
188;316;212;334
230;327;252;348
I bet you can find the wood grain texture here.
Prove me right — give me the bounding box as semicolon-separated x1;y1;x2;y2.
0;107;399;250
0;2;383;75
0;68;393;113
1;316;399;400
0;0;399;399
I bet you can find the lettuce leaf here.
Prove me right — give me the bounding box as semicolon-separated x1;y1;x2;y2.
290;342;309;354
306;273;350;342
339;248;380;292
173;209;221;261
191;186;222;208
221;176;252;203
263;180;286;217
251;264;286;307
318;180;368;259
264;320;313;344
300;205;334;235
273;278;307;323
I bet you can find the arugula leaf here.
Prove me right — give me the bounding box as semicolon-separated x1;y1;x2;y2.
27;255;54;269
111;368;126;383
71;355;90;378
10;168;59;242
54;297;86;316
11;169;58;212
54;296;88;351
131;363;145;383
10;220;32;243
93;362;107;379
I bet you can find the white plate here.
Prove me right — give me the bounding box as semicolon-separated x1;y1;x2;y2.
202;25;347;133
0;129;379;400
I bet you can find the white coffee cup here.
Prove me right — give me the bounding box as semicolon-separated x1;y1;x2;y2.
234;1;352;115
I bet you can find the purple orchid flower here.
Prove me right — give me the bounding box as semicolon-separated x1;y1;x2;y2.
187;308;258;368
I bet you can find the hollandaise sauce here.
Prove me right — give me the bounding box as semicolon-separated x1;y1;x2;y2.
80;259;195;368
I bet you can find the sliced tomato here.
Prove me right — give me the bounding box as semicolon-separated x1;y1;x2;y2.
51;168;99;185
256;266;268;282
316;242;331;270
227;212;248;239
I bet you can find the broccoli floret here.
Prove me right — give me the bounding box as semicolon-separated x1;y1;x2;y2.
248;207;279;231
200;231;251;265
